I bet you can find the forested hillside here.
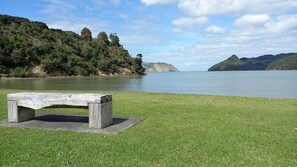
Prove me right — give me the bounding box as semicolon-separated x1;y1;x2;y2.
208;53;297;71
266;55;297;70
0;14;145;77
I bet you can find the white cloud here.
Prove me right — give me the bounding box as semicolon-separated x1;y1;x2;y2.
118;13;129;20
90;0;121;6
174;0;297;17
172;28;183;33
206;26;226;33
122;19;151;30
265;15;297;33
121;34;163;46
140;0;296;17
110;0;121;5
234;14;271;27
184;62;196;66
244;0;297;14
41;0;77;19
172;17;208;28
177;0;246;17
231;14;297;36
141;0;176;6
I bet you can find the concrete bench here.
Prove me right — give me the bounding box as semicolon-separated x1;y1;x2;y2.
7;93;112;129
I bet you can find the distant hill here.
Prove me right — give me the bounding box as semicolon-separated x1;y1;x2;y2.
143;62;179;72
208;53;297;71
0;14;145;77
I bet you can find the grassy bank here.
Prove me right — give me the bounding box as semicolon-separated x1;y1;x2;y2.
0;89;296;166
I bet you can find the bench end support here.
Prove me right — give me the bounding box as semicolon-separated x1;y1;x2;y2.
8;100;35;123
89;101;112;129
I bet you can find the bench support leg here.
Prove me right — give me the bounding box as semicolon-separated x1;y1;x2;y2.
88;101;112;129
8;100;35;123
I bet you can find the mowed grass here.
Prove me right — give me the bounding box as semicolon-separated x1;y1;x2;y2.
0;89;296;166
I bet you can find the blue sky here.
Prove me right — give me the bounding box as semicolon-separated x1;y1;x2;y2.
1;0;297;71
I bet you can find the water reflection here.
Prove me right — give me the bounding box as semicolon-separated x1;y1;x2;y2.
1;71;297;99
0;76;144;91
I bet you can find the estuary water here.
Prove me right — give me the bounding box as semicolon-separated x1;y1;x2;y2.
0;71;297;99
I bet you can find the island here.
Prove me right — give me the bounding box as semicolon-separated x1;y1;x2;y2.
142;62;179;72
208;53;297;71
0;14;145;77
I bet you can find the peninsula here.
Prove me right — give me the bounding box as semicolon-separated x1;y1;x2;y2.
0;14;145;77
142;62;179;72
208;53;297;71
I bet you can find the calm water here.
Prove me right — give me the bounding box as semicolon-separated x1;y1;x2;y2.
1;71;297;99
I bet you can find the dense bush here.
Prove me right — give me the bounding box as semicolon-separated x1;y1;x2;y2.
0;14;145;77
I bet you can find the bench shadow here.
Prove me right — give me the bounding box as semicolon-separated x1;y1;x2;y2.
34;114;128;125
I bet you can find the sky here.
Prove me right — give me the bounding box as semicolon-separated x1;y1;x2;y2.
0;0;297;71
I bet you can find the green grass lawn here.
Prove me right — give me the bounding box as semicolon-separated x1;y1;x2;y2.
0;89;296;166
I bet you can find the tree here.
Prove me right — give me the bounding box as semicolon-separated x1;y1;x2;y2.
134;54;145;74
136;53;142;59
97;32;109;45
81;27;92;41
80;42;92;60
11;48;26;65
109;33;120;46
